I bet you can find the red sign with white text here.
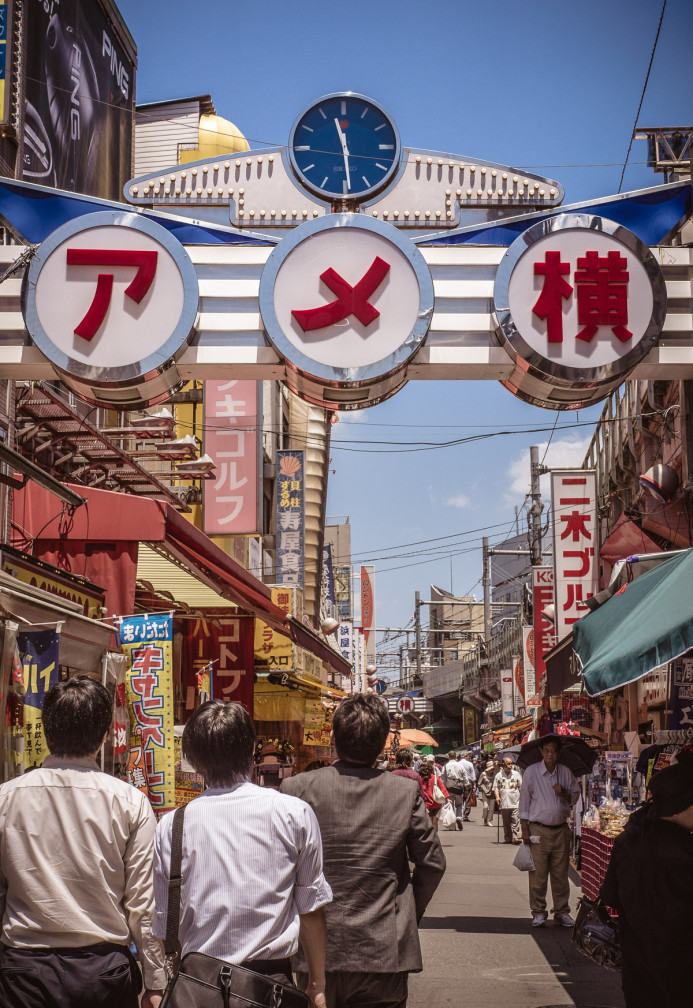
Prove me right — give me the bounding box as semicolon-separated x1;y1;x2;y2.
532;567;555;690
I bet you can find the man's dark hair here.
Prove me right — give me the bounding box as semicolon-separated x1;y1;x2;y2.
395;746;413;768
332;694;390;766
183;700;255;786
42;676;112;757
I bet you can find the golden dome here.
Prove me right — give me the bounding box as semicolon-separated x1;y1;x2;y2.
180;113;250;163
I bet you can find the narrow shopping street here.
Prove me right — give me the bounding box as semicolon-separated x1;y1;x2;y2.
409;815;624;1008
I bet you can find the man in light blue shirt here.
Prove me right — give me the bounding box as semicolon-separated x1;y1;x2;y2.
519;737;580;929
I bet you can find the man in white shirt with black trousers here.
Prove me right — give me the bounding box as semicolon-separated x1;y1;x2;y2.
518;737;580;929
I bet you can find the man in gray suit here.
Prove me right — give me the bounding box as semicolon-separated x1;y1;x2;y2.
281;694;446;1008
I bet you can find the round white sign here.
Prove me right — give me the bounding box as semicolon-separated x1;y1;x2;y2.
24;212;199;386
493;214;666;385
260;214;434;384
397;696;415;714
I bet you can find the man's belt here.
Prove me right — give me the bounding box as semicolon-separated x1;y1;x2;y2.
530;820;566;830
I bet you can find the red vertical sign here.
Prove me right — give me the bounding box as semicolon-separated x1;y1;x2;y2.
183;617;255;715
532;567;555;692
360;565;375;667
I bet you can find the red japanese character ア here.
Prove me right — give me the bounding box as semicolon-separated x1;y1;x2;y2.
574;250;632;343
66;248;158;341
532;251;572;343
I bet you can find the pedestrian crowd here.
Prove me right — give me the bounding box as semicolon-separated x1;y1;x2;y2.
3;676;682;1008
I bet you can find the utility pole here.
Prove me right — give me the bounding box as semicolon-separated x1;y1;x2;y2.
414;591;422;682
529;445;545;566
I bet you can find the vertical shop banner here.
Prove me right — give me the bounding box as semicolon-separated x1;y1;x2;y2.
670;653;693;730
204;380;260;534
303;699;332;747
513;653;525;711
322;544;336;611
360;565;376;667
254;587;296;673
551;471;598;640
0;1;9;127
334;563;352;620
500;668;514;723
18;628;60;770
121;614;174;815
185;617;254;713
532;567;555;693
276;450;305;587
23;0;134;200
522;625;539;704
338;621;353;671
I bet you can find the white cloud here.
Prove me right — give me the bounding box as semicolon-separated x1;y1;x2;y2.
333;409;368;424
443;493;471;509
505;434;592;504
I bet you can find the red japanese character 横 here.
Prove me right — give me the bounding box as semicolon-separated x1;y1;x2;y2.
574;250;632;343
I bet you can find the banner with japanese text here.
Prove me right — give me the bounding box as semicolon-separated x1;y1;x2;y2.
204;380;260;535
120;614;175;816
303;699;332;747
551;471;598;640
670;652;693;731
532;567;555;693
183;616;254;715
254;587;296;673
276;450;305;587
522;625;539;706
322;544;336;611
360;565;375;667
18;628;60;770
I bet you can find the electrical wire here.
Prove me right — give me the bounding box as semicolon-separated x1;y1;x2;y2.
617;0;668;193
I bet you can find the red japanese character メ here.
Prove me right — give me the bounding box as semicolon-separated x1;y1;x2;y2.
292;256;390;332
66;248;158;340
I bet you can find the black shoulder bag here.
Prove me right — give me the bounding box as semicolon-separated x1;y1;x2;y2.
160;804;310;1008
571;895;622;973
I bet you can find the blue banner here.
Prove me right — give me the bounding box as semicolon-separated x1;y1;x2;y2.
18;628;60;769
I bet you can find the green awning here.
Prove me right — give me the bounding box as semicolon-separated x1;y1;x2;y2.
573;549;693;697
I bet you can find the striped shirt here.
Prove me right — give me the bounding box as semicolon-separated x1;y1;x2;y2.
518;760;580;826
153;782;332;963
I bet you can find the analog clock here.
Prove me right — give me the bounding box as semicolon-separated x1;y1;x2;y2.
288;93;401;201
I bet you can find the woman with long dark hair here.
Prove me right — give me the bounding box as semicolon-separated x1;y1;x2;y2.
418;759;449;832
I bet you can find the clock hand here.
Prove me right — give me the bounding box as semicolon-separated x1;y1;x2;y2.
334;117;351;191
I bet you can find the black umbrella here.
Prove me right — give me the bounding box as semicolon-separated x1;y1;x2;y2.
517;733;597;777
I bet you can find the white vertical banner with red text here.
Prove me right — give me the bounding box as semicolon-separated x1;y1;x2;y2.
204;380;260;535
500;669;514;723
522;625;539;705
551;471;599;641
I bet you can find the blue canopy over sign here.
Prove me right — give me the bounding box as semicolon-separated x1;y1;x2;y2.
0;177;275;247
417;180;691;249
573;549;693;697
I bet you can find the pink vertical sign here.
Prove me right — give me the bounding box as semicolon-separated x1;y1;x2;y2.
203;380;259;534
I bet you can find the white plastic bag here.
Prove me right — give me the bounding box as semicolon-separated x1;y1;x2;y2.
512;843;536;872
432;780;447;804
437;801;457;830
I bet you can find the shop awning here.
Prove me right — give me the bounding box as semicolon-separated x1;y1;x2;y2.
573;549;693;697
14;482;288;632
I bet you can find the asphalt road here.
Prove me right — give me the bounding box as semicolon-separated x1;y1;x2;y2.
408;814;625;1008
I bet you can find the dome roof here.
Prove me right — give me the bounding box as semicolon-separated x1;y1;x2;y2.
181;113;250;162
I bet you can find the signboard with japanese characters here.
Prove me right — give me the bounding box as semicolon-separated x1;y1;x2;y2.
338;621;354;670
259;214;434;397
522;625;539;705
254;587;297;672
551;471;599;640
494;214;666;400
322;544;336;612
500;668;514;722
120;614;175;816
18;628;60;770
361;565;376;667
184;617;254;714
669;653;693;730
303;699;332;747
532;567;556;691
23;213;199;407
204;380;261;534
276;450;305;588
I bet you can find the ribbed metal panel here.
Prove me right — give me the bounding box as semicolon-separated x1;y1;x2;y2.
137;543;237;609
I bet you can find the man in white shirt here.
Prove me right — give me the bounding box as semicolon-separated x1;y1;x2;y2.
154;700;331;1008
0;676;166;1008
442;751;467;830
518;738;580;929
493;758;523;843
458;750;476;821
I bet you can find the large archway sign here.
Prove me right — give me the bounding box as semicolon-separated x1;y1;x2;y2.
2;92;692;410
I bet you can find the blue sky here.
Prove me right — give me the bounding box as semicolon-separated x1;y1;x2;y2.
118;0;693;667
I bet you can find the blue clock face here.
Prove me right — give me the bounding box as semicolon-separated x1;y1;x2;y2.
289;94;400;201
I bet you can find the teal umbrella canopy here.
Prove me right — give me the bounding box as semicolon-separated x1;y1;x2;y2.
573;550;693;697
